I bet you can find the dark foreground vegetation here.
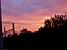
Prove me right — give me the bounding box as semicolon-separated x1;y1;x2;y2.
3;14;67;49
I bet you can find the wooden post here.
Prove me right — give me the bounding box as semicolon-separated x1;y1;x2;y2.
4;27;6;37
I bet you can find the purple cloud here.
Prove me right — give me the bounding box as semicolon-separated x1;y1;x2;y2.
1;0;67;32
1;0;67;20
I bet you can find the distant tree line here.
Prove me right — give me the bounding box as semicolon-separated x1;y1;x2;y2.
3;14;67;49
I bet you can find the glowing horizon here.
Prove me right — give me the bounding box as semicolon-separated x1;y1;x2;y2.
1;0;67;32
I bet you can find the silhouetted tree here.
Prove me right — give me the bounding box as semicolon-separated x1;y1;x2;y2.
3;14;67;49
38;14;67;39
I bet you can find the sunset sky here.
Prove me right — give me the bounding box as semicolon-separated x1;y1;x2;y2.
1;0;67;32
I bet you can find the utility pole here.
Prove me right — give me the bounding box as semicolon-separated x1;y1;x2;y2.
0;0;3;49
12;22;15;34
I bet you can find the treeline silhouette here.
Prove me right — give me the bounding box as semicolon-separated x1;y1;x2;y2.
3;14;67;49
